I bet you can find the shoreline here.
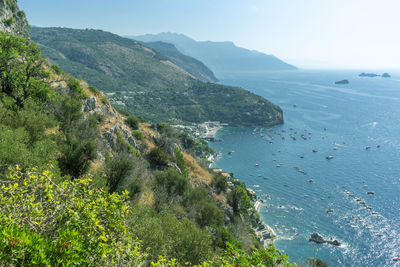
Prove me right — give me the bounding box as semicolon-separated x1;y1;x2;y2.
208;127;277;248
252;200;277;247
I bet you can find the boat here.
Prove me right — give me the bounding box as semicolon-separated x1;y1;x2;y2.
365;146;371;150
326;155;334;160
312;149;318;153
276;164;281;168
393;258;400;261
255;164;259;167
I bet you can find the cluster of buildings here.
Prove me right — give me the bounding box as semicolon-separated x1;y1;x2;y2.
173;121;227;141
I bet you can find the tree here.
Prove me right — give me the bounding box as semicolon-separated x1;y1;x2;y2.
125;115;139;130
0;32;52;109
148;147;169;168
212;173;228;194
104;155;134;193
228;187;251;214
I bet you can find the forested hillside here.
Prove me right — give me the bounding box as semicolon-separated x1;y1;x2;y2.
31;27;283;126
0;5;291;264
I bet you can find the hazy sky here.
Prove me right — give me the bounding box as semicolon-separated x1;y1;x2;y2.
19;0;400;69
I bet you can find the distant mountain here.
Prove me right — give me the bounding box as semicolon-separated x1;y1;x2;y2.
130;32;297;75
143;41;218;83
31;27;283;126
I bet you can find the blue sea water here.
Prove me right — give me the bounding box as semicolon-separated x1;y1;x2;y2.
210;70;400;267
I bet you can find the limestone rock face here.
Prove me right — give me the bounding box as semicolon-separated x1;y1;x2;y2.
0;0;28;36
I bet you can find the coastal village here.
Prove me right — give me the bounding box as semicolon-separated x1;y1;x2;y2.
173;121;226;141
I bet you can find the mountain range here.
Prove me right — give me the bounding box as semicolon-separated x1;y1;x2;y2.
131;32;297;75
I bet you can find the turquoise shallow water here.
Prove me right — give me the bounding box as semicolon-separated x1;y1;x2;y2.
210;70;400;267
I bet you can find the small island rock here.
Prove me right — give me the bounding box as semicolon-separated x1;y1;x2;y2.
309;233;325;244
359;72;379;77
309;233;341;246
335;79;349;84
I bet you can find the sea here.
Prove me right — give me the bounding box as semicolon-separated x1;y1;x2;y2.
210;70;400;267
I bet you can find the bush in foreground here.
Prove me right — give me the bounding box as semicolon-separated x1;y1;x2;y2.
0;167;293;266
0;167;144;266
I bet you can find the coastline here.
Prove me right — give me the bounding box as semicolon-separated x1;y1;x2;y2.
252;200;277;247
209;136;277;248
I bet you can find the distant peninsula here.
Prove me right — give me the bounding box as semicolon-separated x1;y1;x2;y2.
129;32;297;75
31;27;283;127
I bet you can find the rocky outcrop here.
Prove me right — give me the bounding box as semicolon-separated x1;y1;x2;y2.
49;78;142;162
359;73;378;77
0;0;28;36
335;80;349;85
382;73;391;78
309;233;341;246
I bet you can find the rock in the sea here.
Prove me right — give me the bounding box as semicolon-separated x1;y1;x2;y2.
359;72;379;77
382;73;391;78
367;191;375;195
327;239;341;246
309;233;341;246
309;233;325;244
335;79;349;84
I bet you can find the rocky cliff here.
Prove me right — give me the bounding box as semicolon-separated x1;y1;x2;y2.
0;0;27;36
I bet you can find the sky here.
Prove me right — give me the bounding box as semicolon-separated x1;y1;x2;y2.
19;0;400;70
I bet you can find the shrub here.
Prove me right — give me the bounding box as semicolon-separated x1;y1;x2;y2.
58;137;97;178
132;130;144;140
174;147;188;177
67;77;88;98
228;187;251;215
125;115;139;130
3;17;14;27
129;206;213;265
212;173;228;194
153;168;188;197
100;95;108;104
196;200;224;228
0;167;145;266
88;85;100;95
148;147;169;168
105;155;134;193
0;32;52;108
50;64;63;75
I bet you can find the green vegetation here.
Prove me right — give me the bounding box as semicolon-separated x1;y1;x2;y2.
125;115;140;130
50;64;63;75
144;41;218;83
132;130;144;140
0;167;144;266
88;85;100;94
2;17;13;26
0;17;293;266
0;167;293;266
212;173;228;194
66;76;88;98
30;27;283;126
